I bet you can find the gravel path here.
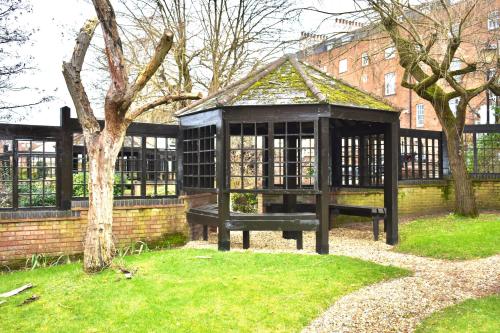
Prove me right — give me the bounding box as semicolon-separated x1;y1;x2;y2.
184;223;500;333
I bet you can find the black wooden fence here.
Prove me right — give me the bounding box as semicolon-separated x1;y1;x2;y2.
0;107;498;210
0;107;179;210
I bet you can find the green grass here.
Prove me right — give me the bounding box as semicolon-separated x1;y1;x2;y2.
416;295;500;333
395;214;500;260
0;249;408;333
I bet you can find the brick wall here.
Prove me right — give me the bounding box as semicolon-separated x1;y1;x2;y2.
0;195;214;267
263;180;500;223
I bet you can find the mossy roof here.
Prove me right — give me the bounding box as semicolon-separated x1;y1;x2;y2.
176;55;397;116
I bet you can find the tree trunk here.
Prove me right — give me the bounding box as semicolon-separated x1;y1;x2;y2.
83;129;125;272
443;126;478;217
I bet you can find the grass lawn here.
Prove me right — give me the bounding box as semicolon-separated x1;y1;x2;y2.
416;295;500;333
395;214;500;260
0;249;408;333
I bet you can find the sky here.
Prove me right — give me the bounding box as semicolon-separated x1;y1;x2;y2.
5;0;356;126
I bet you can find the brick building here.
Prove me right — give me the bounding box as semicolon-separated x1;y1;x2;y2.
302;0;499;130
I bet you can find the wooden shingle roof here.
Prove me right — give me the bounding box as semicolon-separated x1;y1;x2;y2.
176;55;397;116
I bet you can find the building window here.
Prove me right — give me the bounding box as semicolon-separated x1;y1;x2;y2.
339;59;348;73
361;52;369;66
450;58;462;81
449;97;460;116
385;46;396;59
488;10;500;30
449;22;460;37
361;73;368;83
384;72;396;96
487;68;496;80
416;104;425;128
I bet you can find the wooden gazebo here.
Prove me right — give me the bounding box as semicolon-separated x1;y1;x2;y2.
176;55;400;254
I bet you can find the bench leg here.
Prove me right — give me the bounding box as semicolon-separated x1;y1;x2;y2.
296;232;303;250
373;217;379;241
383;218;387;233
202;225;208;241
243;231;250;249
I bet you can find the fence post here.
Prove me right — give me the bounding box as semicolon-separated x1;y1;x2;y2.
59;106;73;210
141;136;147;198
440;132;447;178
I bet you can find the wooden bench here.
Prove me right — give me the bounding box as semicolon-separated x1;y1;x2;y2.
329;204;387;241
187;204;317;250
225;213;318;250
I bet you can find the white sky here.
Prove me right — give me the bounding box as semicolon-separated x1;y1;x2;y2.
7;0;356;126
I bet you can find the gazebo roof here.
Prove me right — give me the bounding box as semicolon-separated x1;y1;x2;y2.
176;55;397;116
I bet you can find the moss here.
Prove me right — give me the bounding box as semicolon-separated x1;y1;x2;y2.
441;182;452;201
147;232;188;249
234;61;318;104
303;64;394;110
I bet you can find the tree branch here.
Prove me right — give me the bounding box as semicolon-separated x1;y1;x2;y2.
124;30;174;106
62;18;100;134
92;0;128;93
126;92;202;121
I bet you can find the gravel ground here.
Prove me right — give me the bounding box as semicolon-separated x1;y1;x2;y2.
184;222;500;333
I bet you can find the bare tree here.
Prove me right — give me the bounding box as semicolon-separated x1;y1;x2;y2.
119;0;294;100
0;0;50;119
114;0;201;123
197;0;293;93
62;0;200;272
300;0;499;216
361;0;499;216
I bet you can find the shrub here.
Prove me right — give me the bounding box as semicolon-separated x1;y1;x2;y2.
18;181;56;207
231;193;258;213
73;172;125;197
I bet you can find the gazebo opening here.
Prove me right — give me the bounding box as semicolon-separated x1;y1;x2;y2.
178;55;400;254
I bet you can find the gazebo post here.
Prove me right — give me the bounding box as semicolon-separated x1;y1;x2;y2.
316;117;330;254
283;135;299;245
384;121;399;245
217;117;230;251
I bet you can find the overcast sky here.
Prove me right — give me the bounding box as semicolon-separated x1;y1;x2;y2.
8;0;356;125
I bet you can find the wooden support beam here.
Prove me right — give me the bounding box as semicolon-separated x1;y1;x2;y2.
186;212;220;226
59;107;73;210
225;219;319;231
316;117;330;254
384;121;399;245
296;231;303;250
359;135;369;187
232;212;316;221
283;133;298;240
203;225;209;241
217;118;230;251
243;231;250;249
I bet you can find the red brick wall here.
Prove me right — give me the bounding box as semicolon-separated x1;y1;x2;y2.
0;194;215;267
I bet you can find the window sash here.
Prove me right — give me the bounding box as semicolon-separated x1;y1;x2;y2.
488;11;500;30
361;52;369;66
385;46;396;59
339;59;348;73
384;72;396;95
416;104;425;127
